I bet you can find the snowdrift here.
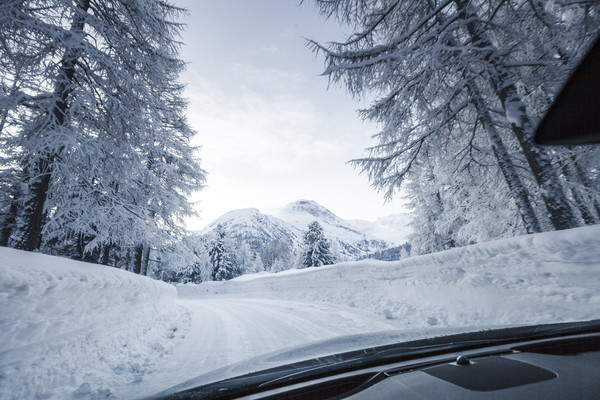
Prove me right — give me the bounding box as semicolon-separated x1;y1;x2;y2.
182;224;600;328
0;248;184;399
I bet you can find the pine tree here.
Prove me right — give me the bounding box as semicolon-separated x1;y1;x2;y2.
209;225;241;281
301;221;335;268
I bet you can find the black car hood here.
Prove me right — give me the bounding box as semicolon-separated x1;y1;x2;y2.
149;319;600;399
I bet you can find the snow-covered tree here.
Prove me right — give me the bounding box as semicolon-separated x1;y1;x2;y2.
0;0;205;268
270;258;289;273
308;0;600;247
152;234;212;284
253;252;265;273
300;221;335;267
259;239;293;272
237;243;264;275
209;225;242;281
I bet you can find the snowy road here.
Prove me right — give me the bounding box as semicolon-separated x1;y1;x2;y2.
114;297;401;399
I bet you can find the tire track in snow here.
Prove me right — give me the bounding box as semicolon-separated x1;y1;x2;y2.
118;297;399;398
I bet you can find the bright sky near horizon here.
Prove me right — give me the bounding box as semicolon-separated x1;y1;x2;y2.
175;0;407;230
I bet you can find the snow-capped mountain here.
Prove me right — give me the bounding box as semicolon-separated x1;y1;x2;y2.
203;208;300;253
203;200;410;261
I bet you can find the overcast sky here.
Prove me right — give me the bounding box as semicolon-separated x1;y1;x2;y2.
174;0;407;230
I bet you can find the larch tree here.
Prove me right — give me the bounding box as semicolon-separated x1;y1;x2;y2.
301;221;335;267
0;0;205;268
308;0;599;249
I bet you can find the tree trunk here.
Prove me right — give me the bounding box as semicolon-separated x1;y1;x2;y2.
469;83;542;233
16;166;52;251
15;0;91;251
415;172;447;254
140;246;151;276
133;244;144;274
0;200;19;247
567;151;600;219
75;234;86;261
558;155;599;225
456;0;579;231
124;248;132;271
99;243;111;265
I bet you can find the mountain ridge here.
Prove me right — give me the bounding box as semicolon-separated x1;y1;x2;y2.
202;200;411;262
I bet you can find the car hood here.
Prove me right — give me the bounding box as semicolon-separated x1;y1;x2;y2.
148;325;495;397
150;319;600;399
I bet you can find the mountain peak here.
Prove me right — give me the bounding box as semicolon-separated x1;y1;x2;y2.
279;200;338;223
214;208;261;222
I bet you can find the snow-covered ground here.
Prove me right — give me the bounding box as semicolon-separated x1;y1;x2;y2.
0;249;184;399
189;224;600;328
1;224;599;399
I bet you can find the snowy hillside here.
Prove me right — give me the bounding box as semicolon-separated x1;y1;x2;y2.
204;200;404;261
203;208;300;253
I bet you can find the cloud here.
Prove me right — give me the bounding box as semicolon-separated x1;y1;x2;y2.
229;63;308;92
172;0;409;229
183;62;404;228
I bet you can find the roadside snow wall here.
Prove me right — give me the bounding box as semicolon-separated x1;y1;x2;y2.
182;224;600;329
0;247;183;399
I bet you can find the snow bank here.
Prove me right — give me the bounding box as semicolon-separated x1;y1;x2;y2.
0;248;187;400
181;225;600;329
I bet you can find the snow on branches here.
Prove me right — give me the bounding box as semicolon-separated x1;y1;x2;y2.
0;0;205;271
309;0;600;252
301;221;335;268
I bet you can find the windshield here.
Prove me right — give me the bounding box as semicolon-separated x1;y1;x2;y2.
0;1;599;399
